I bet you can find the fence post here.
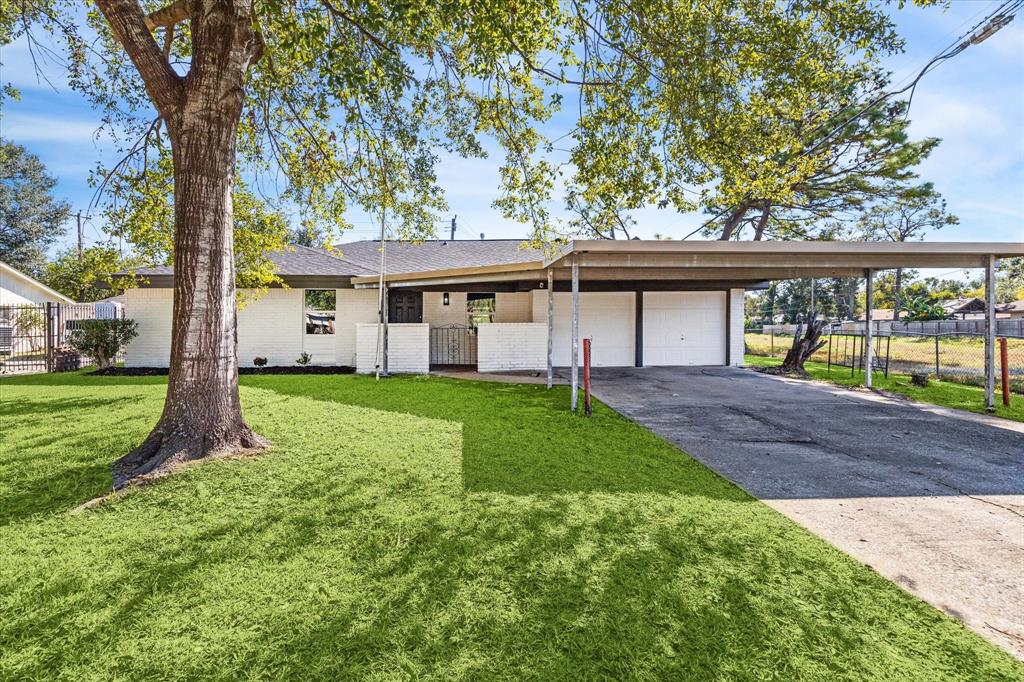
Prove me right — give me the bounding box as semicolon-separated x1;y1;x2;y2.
583;337;592;416
44;302;54;372
934;334;940;380
1000;337;1010;407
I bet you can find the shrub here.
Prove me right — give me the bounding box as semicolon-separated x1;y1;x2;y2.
253;356;268;367
296;352;312;366
67;318;138;369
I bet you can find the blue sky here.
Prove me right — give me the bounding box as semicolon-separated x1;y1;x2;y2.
1;1;1022;265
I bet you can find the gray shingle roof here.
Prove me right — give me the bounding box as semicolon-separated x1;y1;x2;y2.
131;245;375;278
334;240;543;274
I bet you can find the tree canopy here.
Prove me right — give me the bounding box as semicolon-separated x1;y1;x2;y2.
0;140;70;276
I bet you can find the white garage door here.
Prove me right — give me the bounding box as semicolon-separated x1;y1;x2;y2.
643;292;726;366
550;292;635;367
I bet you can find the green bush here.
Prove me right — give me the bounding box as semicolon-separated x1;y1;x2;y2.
67;319;138;369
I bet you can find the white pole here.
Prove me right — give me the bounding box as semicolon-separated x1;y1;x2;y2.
546;267;554;389
571;255;579;412
865;269;874;389
985;255;997;411
375;215;388;380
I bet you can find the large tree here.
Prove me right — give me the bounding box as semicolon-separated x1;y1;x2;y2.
0;140;71;276
7;0;938;485
856;183;958;320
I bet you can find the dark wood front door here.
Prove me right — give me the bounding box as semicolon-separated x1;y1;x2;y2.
388;291;423;323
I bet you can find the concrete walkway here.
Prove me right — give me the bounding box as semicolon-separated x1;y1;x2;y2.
588;366;1024;658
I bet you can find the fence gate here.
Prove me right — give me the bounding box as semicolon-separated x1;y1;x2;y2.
0;302;124;375
429;324;477;367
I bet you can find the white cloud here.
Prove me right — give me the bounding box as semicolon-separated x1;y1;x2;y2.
2;111;109;144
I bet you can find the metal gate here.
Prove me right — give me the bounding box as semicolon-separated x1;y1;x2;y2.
430;324;477;367
0;302;125;374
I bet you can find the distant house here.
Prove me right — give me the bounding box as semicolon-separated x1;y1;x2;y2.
0;261;74;306
940;297;986;319
1000;300;1024;319
855;309;896;321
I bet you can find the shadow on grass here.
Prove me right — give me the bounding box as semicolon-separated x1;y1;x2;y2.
0;393;156;525
243;373;746;499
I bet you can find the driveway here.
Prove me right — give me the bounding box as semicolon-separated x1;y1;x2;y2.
588;366;1024;658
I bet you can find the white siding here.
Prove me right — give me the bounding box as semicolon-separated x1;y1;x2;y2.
355;323;429;373
337;289;379;366
477;323;547;371
0;265;73;305
494;292;532;322
533;290;635;367
730;288;745;366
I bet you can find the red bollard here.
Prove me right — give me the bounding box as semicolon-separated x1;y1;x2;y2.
583;338;592;416
1000;337;1011;407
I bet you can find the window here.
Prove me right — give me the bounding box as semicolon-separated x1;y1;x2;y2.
304;289;336;335
466;293;495;327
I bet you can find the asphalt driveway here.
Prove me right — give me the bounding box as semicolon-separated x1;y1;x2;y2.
588;366;1024;657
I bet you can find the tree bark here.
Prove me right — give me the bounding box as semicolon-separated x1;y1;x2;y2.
718;201;751;240
109;0;267;487
892;267;904;322
752;203;770;241
780;319;828;374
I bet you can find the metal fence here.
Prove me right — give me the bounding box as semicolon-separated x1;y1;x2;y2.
745;329;1024;394
429;324;477;366
0;302;125;375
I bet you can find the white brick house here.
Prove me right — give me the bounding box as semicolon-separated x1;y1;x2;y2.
121;240;753;374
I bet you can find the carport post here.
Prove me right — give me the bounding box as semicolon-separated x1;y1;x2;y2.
546;268;554;389
571;255;580;412
864;269;874;389
985;254;997;411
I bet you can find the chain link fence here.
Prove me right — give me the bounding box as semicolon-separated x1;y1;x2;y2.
745;328;1024;394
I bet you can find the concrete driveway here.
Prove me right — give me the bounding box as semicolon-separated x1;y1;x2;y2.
588;366;1024;657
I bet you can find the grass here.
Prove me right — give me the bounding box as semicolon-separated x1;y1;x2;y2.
744;354;1024;423
1;371;1022;680
744;333;1024;392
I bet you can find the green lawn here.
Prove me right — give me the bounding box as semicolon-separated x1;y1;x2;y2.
745;354;1024;423
1;372;1021;680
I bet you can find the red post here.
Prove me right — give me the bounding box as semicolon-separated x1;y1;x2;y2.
1000;337;1010;407
583;338;592;416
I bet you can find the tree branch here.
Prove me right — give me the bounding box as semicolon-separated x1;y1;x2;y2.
94;0;182;117
145;0;189;30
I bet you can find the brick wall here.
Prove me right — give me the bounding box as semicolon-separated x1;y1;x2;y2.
423;292;467;326
730;288;745;366
493;292;533;322
355;323;429;373
125;286;380;368
124;287;174;367
477;323;547;372
337;289;379;365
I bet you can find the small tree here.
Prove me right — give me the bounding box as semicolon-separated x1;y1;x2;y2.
68;319;139;369
44;245;143;302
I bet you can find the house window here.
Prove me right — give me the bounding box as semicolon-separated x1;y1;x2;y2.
304;289;336;335
467;293;495;327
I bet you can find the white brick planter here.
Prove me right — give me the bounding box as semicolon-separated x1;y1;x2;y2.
477;323;547;372
356;323;429;374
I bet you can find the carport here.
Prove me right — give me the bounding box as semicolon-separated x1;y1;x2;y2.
542;240;1024;412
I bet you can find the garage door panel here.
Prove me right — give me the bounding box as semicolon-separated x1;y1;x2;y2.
550;292;634;367
644;292;726;366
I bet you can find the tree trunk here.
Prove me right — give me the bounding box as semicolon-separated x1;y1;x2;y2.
111;4;267;487
752;203;770;241
718;201;751;240
780;319;828;374
892;267;903;322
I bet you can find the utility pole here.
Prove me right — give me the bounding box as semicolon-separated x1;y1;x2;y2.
76;212;84;260
450;215;457;241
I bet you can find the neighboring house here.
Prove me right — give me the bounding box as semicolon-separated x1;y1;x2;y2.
0;261;74;306
855;309;896;321
940;297;986;319
120;240;1024;373
999;300;1024;319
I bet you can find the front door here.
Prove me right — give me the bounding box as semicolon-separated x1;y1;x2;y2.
388;291;423;323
